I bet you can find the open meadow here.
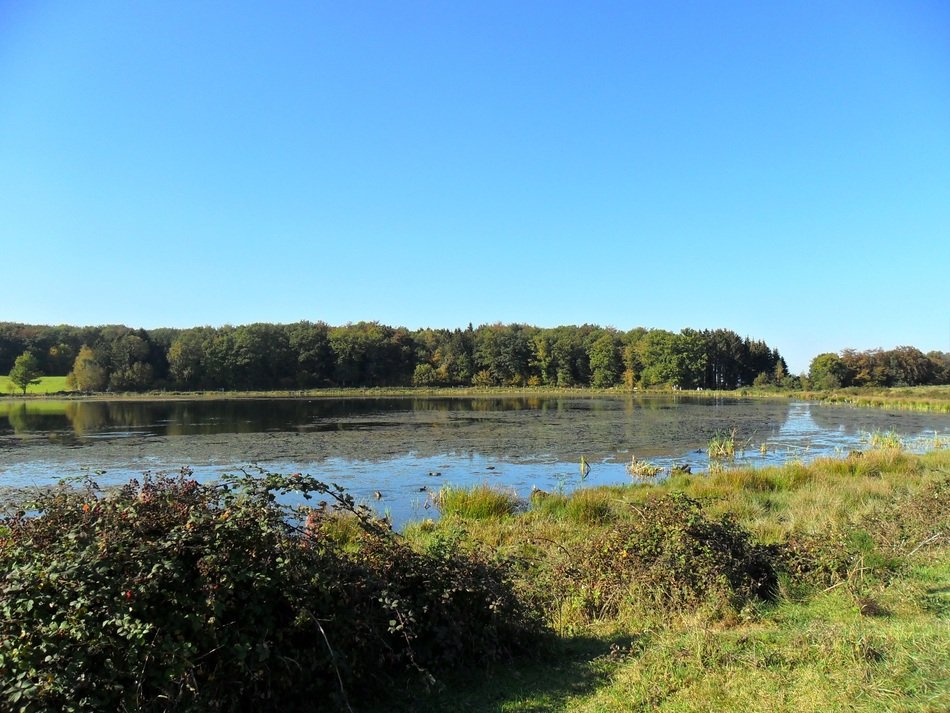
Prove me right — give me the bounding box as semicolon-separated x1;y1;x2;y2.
0;375;72;395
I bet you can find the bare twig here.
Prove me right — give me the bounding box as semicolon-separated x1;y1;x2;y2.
907;532;943;557
307;612;354;713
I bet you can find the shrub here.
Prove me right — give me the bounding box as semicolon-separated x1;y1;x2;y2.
0;470;545;712
561;493;777;619
778;528;858;587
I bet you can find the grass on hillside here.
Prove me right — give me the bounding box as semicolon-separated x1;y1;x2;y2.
0;375;72;395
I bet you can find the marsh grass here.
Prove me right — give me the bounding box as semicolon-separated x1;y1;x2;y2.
435;483;520;520
864;430;905;450
708;428;739;459
800;385;950;413
625;454;663;478
562;489;617;525
391;448;950;713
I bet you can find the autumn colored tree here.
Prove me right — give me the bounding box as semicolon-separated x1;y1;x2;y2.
67;345;108;392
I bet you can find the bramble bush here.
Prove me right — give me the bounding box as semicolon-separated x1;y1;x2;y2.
543;492;778;620
0;470;545;712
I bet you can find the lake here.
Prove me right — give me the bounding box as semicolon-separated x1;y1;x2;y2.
2;396;948;527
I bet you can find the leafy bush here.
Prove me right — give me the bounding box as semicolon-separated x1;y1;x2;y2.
0;470;545;712
778;528;860;587
542;493;777;620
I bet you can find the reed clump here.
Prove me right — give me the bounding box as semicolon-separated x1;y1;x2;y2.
625;454;663;478
708;428;739;459
435;483;520;520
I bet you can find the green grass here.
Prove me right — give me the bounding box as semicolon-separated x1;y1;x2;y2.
384;561;950;712
434;483;521;520
0;375;72;395
390;449;950;712
798;386;950;413
2;382;947;415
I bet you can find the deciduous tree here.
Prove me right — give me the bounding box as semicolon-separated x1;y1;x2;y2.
8;351;43;394
588;333;622;387
67;345;108;392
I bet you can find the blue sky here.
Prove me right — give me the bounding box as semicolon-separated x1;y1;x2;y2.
1;1;948;373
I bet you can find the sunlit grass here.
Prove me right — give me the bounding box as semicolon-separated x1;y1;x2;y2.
864;430;905;450
392;448;950;713
800;386;950;413
708;428;738;459
625;454;663;478
434;483;521;520
0;375;72;395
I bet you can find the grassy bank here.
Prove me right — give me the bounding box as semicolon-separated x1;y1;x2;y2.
392;447;950;712
797;385;950;413
6;382;950;414
2;447;946;711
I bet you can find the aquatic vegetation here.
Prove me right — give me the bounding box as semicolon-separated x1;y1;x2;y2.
708;428;739;459
864;430;905;451
625;454;663;478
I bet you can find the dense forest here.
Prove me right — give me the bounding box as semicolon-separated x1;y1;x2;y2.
1;321;947;393
0;321;791;392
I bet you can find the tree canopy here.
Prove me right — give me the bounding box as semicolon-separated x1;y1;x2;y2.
8;351;43;394
3;320;946;394
808;346;947;389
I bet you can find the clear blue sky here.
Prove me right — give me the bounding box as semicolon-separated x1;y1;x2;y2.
2;1;948;373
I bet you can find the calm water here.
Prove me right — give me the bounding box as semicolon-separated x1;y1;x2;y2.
2;396;948;527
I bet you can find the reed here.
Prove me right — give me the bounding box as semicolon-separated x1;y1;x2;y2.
708;428;739;459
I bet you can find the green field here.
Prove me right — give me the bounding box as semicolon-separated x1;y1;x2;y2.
0;375;72;395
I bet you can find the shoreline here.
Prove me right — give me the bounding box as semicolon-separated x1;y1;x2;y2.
3;384;950;412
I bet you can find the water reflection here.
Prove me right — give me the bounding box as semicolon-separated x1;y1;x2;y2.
2;396;789;440
1;397;948;529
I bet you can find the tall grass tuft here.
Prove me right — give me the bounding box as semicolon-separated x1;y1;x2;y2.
564;489;616;524
708;429;738;459
864;430;904;451
435;484;520;520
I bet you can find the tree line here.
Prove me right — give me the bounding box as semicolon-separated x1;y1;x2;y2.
1;321;793;392
808;346;950;389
